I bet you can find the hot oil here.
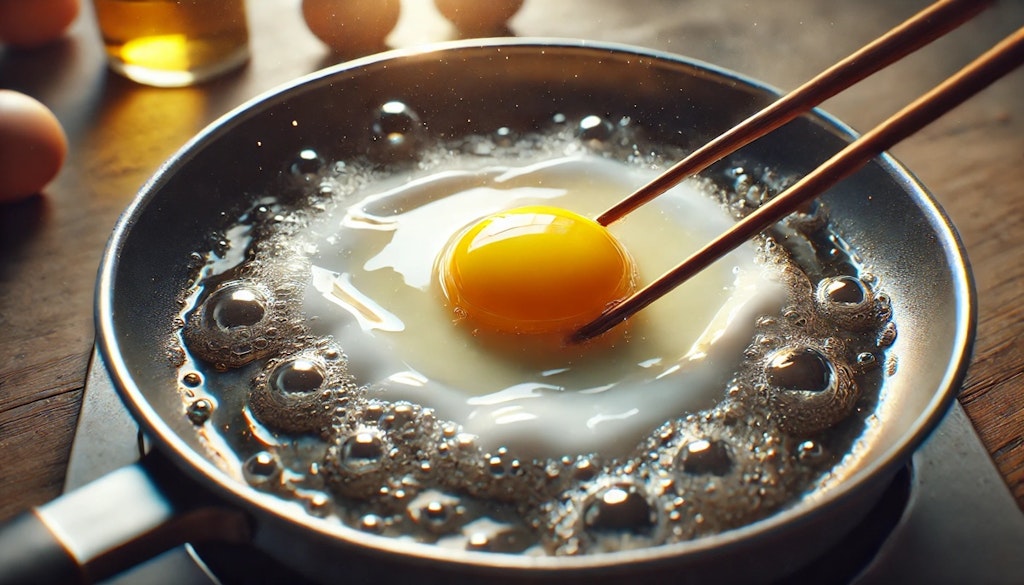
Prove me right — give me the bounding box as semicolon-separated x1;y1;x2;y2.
93;0;249;86
171;108;896;555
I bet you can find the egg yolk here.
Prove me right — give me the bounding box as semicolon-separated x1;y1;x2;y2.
438;205;637;335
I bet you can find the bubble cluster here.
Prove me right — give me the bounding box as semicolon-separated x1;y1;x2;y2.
172;119;897;556
763;345;857;435
249;342;356;436
815;275;890;331
183;279;306;369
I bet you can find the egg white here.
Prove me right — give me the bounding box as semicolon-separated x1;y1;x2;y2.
302;154;785;459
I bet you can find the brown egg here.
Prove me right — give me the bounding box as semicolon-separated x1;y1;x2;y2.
0;0;80;49
0;90;68;203
302;0;401;54
434;0;524;33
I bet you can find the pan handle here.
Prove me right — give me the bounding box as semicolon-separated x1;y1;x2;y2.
0;453;250;585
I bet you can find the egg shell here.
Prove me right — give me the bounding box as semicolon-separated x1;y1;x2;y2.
0;0;79;48
0;90;68;202
301;0;401;54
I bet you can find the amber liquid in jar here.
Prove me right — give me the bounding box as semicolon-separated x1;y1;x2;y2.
93;0;249;87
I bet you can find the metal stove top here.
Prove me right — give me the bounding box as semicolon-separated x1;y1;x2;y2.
69;349;1024;584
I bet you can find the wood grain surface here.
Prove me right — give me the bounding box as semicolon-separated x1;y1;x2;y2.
1;0;1021;525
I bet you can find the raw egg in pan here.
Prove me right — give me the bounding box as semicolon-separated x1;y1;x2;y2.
302;154;785;459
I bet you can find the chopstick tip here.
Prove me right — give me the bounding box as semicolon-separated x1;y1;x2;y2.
567;311;623;345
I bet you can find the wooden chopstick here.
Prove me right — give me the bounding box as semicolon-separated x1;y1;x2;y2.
596;0;993;227
571;25;1024;344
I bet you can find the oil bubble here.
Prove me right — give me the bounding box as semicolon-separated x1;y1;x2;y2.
407;491;464;534
270;358;325;394
289;148;324;181
183;280;288;368
583;482;656;534
466;532;491;550
766;347;832;393
764;346;859;435
493;126;516;147
572;457;598;481
577;115;614;146
304;491;333;518
359;514;386;533
379;402;419;430
249;346;353;434
244;451;281;486
370;101;425;162
186;398;213;425
677;439;733;476
323;426;396;499
814;275;883;332
820;275;866;304
475;447;523;482
208;282;268;330
339;431;387;474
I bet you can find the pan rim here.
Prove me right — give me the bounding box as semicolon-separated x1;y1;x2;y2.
94;37;976;574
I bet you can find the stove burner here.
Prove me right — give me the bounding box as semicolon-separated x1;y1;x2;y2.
782;466;910;583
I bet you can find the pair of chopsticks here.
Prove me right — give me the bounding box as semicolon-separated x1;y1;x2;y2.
570;0;1023;343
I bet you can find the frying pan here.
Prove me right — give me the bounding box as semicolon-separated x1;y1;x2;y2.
0;39;974;584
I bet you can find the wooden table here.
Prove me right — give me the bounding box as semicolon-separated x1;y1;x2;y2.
1;0;1022;524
